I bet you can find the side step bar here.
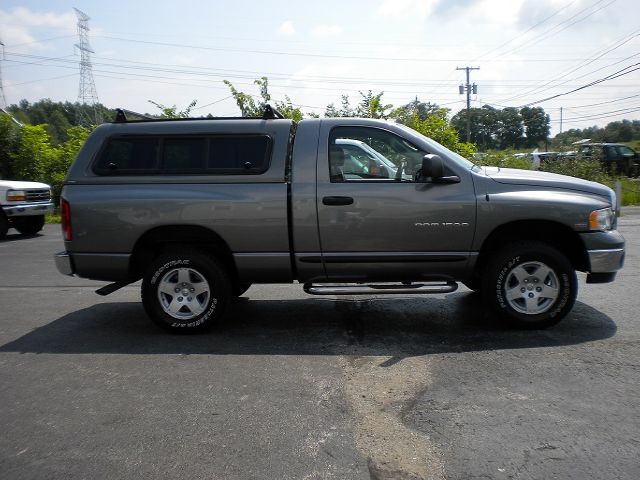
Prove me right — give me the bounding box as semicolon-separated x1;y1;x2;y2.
303;281;458;296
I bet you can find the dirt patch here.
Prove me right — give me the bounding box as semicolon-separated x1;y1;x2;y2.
340;355;444;480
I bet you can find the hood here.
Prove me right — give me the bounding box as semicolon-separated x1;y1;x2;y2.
0;180;51;190
482;167;612;199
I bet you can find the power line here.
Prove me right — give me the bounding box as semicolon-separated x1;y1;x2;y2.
496;27;640;103
7;51;638;92
495;0;616;58
473;0;577;61
519;63;640;107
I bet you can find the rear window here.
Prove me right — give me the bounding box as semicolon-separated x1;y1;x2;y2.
94;135;272;175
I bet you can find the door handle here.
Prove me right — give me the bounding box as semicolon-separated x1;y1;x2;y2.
322;196;354;206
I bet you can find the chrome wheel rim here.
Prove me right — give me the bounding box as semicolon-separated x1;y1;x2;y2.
157;267;210;320
504;261;559;315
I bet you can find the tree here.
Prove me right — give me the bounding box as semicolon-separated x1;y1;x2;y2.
7;99;114;130
603;120;633;142
451;105;501;150
0;114;21;179
10;124;58;180
392;97;444;124
403;112;475;158
148;99;197;118
45;126;90;200
497;107;524;149
520;106;550;148
325;91;391;119
356;90;393;119
325;95;355;117
224;77;303;120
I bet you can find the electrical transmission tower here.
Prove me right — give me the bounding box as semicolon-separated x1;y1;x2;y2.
74;8;102;126
0;38;8;111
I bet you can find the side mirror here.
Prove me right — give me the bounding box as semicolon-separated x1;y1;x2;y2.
416;154;460;184
422;154;444;178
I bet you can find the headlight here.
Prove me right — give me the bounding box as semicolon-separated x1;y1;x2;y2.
6;190;26;201
589;208;614;231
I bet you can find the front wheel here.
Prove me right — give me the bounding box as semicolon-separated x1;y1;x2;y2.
481;241;577;329
14;215;45;235
141;249;231;333
0;213;8;239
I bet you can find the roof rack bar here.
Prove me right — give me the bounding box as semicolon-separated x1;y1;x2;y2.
114;108;155;123
111;105;289;123
263;104;284;120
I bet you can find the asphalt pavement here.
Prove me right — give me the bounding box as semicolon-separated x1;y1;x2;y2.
0;214;639;480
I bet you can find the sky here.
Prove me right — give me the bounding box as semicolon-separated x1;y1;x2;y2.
0;0;638;136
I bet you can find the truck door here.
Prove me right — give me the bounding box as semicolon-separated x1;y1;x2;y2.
316;124;476;281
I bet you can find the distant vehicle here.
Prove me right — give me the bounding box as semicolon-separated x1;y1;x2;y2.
0;180;54;239
335;138;400;178
577;143;639;177
529;150;577;170
530;149;559;169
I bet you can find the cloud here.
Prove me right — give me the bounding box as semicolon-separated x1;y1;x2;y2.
277;20;295;36
311;24;344;37
0;7;76;50
376;0;440;19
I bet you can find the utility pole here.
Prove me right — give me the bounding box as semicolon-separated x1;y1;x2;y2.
559;107;563;135
74;8;102;127
457;66;480;143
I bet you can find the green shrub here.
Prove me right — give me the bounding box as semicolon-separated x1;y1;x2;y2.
475;149;533;170
540;156;607;183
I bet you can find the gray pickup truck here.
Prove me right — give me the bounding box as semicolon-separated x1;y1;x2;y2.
55;109;625;332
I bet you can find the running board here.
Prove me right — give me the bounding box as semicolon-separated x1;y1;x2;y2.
303;281;458;296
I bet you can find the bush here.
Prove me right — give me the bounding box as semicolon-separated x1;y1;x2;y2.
0;114;90;204
474;149;533;170
540;156;608;183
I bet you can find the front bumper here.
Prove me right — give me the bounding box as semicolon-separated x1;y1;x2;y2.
2;202;54;217
587;248;625;273
55;251;74;276
579;230;625;283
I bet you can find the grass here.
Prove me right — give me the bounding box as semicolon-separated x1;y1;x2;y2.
45;213;61;224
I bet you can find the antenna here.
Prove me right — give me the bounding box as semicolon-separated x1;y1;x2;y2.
74;7;102;126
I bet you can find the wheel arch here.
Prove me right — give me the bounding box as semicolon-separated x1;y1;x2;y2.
475;220;589;277
129;224;238;283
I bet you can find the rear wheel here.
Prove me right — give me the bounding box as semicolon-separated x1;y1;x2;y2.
482;241;577;329
14;215;45;235
141;249;231;333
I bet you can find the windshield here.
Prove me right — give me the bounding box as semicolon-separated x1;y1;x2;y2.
394;123;476;170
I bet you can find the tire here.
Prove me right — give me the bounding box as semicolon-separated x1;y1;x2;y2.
233;282;252;297
0;213;8;240
141;249;232;333
481;241;577;329
14;215;45;236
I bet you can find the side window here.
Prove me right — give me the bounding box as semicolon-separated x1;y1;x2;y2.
208;136;271;173
163;137;206;171
95;138;159;174
617;146;635;157
94;135;272;175
328;127;427;182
